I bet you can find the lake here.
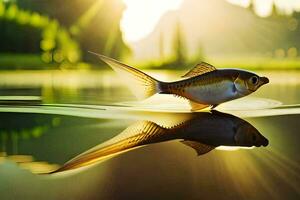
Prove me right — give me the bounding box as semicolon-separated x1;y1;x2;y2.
0;70;300;200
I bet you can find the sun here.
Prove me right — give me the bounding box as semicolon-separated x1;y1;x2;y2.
121;0;183;43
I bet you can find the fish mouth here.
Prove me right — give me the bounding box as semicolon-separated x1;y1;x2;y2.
262;138;269;147
254;138;269;147
261;77;269;84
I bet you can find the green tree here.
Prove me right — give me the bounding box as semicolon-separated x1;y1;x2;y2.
172;20;187;66
0;0;130;67
16;0;130;62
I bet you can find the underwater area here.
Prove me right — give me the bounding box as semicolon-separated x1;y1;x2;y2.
0;70;299;200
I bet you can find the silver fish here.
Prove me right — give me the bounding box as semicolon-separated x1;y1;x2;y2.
90;52;269;110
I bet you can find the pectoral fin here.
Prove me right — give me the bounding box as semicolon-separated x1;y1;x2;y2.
181;140;215;156
189;100;210;111
182;62;216;78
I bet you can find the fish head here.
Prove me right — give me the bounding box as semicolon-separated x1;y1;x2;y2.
234;71;269;95
234;121;269;147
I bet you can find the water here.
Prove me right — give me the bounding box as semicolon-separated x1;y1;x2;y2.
0;70;300;199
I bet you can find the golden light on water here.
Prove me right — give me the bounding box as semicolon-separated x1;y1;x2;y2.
121;0;183;43
0;154;59;173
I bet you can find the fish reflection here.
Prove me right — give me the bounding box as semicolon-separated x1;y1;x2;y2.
54;111;268;173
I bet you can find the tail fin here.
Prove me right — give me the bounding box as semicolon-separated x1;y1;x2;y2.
90;52;161;100
52;121;166;173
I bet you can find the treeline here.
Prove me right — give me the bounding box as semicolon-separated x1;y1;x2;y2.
0;0;129;66
256;3;300;58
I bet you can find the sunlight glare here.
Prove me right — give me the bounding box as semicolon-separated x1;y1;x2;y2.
227;0;250;7
228;0;300;17
216;146;255;151
121;0;183;43
254;0;273;17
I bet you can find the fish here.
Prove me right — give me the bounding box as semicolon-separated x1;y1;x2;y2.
90;52;269;111
53;111;268;173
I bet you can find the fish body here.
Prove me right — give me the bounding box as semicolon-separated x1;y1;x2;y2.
160;69;243;105
53;111;268;173
91;52;269;110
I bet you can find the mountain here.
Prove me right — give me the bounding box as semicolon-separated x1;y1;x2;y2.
128;0;293;61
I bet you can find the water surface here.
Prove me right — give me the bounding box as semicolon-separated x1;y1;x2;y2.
0;70;299;200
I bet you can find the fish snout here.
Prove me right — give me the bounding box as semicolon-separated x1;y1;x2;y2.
262;138;269;147
261;77;269;84
255;137;269;147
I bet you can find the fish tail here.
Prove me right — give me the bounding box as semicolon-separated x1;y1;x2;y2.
51;121;166;173
90;52;163;100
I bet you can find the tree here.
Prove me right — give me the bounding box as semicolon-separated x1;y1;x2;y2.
172;20;187;66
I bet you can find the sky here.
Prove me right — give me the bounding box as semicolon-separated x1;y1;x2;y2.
120;0;183;43
121;0;300;43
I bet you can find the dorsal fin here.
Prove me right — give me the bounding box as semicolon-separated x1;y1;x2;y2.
181;140;215;156
182;62;216;78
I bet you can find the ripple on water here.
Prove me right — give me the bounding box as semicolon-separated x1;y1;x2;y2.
119;95;282;112
0;96;42;105
1;95;300;119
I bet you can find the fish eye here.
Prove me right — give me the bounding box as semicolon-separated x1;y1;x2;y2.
250;76;259;85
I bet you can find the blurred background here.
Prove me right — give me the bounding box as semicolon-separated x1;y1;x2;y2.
1;2;300;199
0;0;300;70
1;0;300;161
